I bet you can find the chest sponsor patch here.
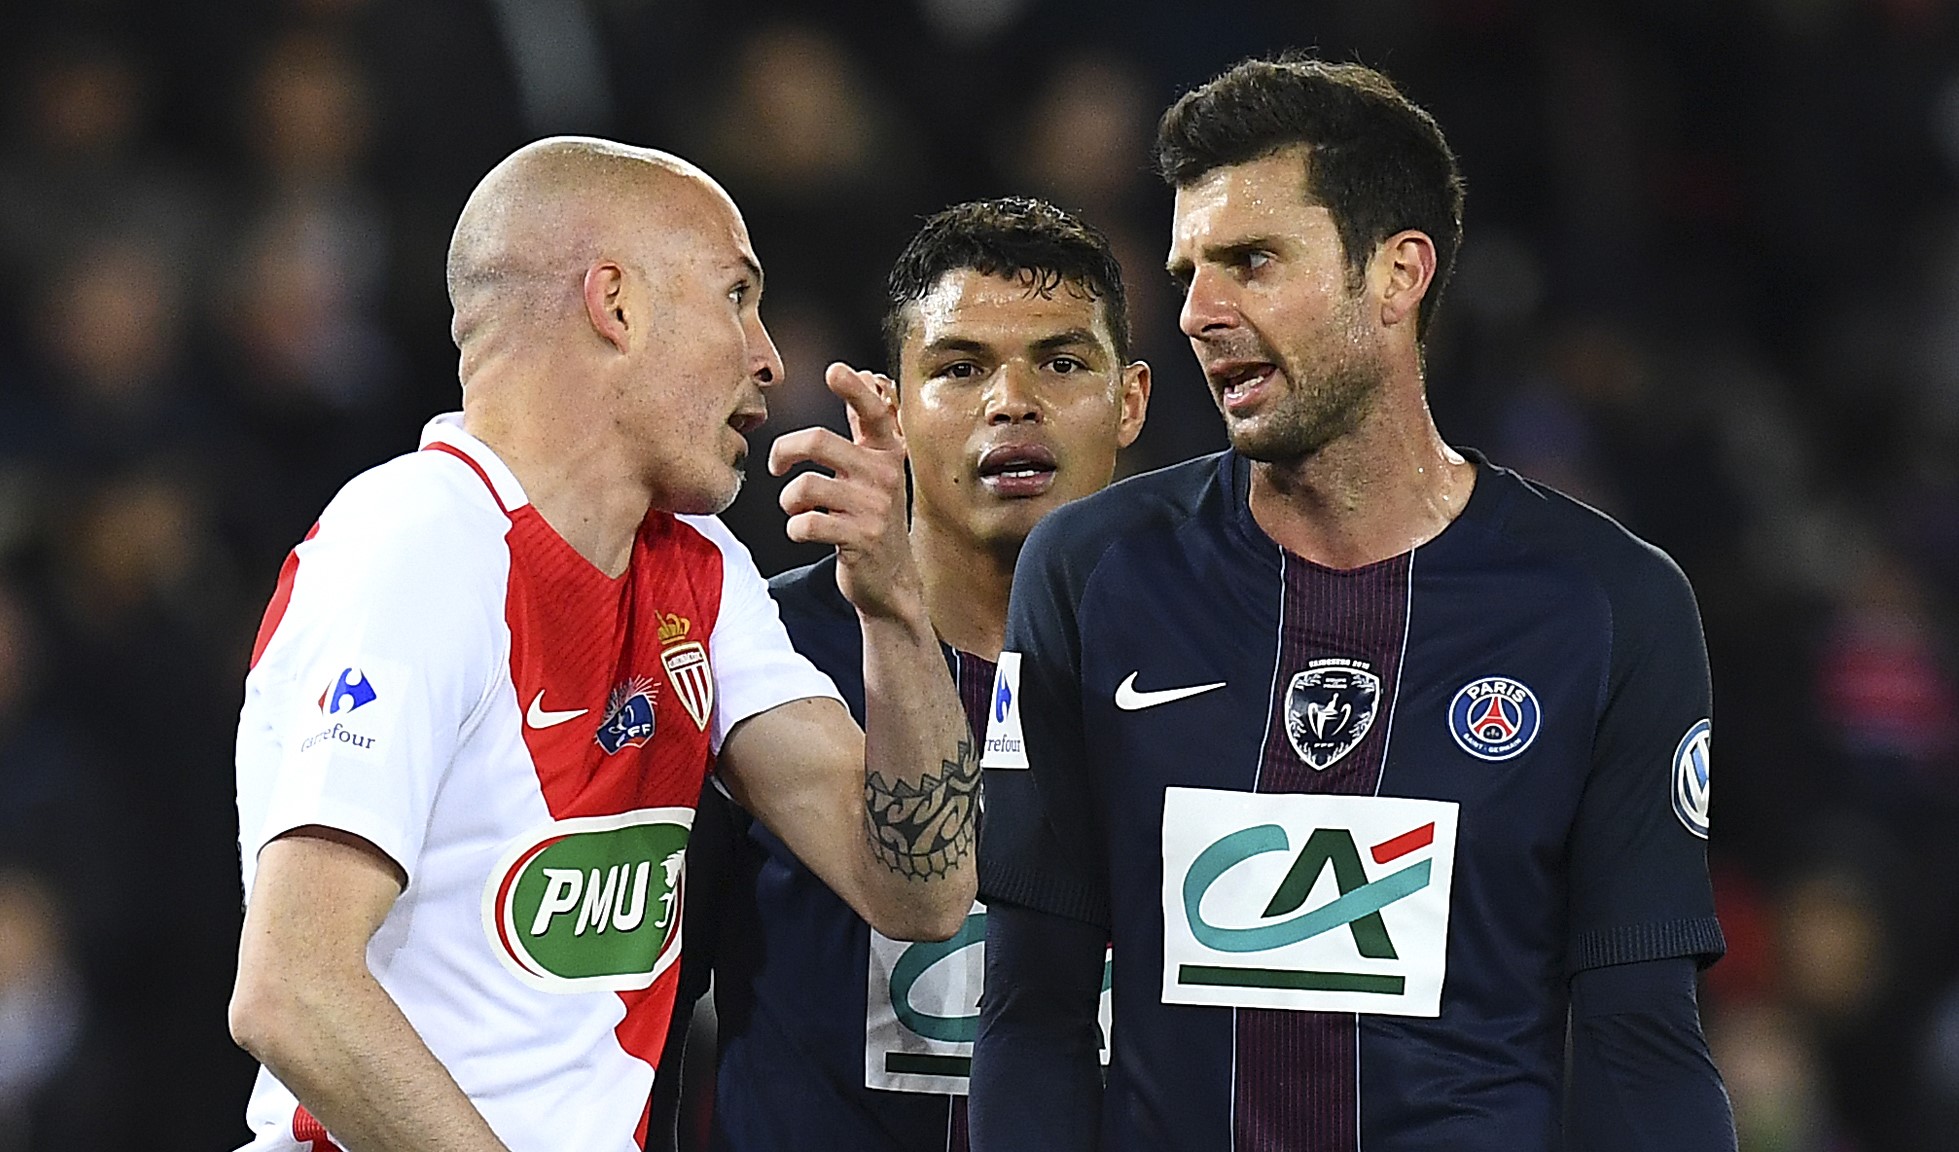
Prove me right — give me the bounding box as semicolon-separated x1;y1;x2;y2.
864;903;1111;1094
482;808;692;993
979;652;1028;770
1161;787;1458;1017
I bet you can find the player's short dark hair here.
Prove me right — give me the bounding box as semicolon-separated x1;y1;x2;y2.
882;198;1130;378
1154;54;1465;339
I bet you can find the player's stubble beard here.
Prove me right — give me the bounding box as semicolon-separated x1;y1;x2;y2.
1219;290;1386;465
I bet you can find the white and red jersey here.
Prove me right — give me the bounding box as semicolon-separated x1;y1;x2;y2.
234;414;840;1152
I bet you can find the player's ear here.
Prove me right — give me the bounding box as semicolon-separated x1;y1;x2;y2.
1116;361;1151;450
1375;231;1435;332
583;260;631;352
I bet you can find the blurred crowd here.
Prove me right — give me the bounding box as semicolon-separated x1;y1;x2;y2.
0;0;1954;1148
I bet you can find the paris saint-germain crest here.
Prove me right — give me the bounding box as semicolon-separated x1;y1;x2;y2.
1448;676;1541;761
1284;658;1381;770
595;675;659;755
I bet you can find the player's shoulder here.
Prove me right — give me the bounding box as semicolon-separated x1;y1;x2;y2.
1472;452;1698;619
1020;451;1231;579
319;445;510;551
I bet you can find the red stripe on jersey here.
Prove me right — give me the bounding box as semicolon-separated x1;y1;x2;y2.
291;1105;343;1151
501;504;727;1117
422;441;509;512
1371;822;1435;864
250;523;321;670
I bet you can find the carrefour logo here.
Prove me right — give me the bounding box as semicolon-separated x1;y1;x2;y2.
1161;788;1458;1017
980;652;1027;770
482;808;692;993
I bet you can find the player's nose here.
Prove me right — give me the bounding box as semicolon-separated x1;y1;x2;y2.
985;363;1043;425
749;315;785;390
1179;266;1239;340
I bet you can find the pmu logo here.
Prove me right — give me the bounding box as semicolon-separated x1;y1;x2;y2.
595;676;658;755
1161;789;1457;1017
318;667;377;714
483;809;693;993
1448;676;1541;761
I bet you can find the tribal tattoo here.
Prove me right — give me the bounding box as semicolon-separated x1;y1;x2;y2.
864;735;980;880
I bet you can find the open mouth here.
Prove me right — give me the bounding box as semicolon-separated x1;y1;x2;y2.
727;409;767;438
1207;361;1279;412
976;442;1059;498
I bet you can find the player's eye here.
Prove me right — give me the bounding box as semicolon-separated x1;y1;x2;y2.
728;281;751;307
1239;250;1272;273
1048;356;1087;375
939;361;982;380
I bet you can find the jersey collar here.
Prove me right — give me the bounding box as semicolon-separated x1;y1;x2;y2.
419;412;532;511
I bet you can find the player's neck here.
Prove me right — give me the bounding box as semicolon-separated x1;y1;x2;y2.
463;392;649;579
909;513;1014;661
1246;388;1474;570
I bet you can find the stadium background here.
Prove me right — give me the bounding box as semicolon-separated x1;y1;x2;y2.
0;0;1953;1148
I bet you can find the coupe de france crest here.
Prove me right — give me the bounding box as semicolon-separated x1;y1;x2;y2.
1284;658;1381;771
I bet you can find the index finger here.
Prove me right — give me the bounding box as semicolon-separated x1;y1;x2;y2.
826;362;900;450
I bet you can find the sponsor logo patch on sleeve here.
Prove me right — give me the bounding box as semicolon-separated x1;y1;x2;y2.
1672;719;1711;838
980;652;1028;770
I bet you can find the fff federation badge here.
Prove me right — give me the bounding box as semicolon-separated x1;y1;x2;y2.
1285;658;1381;771
1448;676;1541;761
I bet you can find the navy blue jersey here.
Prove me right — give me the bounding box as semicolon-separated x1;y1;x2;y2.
977;449;1723;1152
677;554;993;1152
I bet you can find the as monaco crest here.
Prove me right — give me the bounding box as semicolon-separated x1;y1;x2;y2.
656;612;714;732
1284;658;1381;771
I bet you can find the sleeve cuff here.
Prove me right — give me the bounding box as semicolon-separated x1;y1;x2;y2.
1569;916;1726;973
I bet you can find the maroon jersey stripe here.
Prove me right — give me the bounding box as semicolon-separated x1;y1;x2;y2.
949;649;994;1152
1236;553;1413;1151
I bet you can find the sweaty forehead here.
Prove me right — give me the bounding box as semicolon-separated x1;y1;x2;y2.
1168;149;1327;257
908;268;1111;350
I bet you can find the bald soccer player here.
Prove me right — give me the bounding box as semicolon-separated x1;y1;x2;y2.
227;138;978;1152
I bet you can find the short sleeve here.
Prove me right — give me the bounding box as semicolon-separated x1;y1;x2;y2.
681;515;843;753
978;515;1111;929
237;460;504;895
1567;551;1725;972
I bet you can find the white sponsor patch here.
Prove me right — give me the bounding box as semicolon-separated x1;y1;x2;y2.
1161;788;1458;1017
979;652;1028;770
865;902;1111;1094
1672;719;1711;838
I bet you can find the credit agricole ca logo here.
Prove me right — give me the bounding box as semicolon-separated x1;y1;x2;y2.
483;808;693;993
1160;788;1459;1017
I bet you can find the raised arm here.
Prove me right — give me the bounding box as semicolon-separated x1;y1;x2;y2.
230;829;512;1152
716;363;976;941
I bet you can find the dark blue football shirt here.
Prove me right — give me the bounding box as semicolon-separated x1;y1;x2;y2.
977;449;1724;1151
673;554;996;1152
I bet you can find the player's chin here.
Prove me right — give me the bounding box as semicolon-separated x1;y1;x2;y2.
664;465;744;517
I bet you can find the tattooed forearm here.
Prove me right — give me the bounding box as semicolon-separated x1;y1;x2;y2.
864;736;981;880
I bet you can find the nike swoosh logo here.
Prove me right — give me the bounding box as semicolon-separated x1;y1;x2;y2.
526;691;589;729
1114;672;1226;711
